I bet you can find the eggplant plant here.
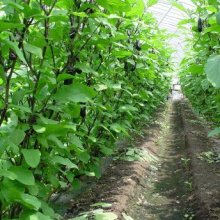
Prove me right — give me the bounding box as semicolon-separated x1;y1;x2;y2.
0;0;172;219
179;0;220;129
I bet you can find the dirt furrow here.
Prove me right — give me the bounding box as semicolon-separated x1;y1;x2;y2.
127;99;196;220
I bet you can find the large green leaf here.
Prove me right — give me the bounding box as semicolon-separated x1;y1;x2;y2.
1;179;24;201
0;0;173;216
146;0;159;7
205;55;220;88
9;166;35;185
204;24;220;33
112;50;132;58
208;127;220;137
22;212;52;220
52;156;78;169
54;83;97;103
126;0;144;17
77;151;90;163
21;149;41;168
0;169;17;180
96;0;131;13
188;64;204;74
21;194;41;210
3;0;24;10
95;212;118;220
3;39;27;64
171;0;187;13
9;129;26;146
0;21;24;30
24;43;43;59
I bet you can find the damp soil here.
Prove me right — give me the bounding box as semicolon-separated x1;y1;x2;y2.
127;100;196;220
61;90;220;220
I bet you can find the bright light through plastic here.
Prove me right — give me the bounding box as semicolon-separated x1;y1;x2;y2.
148;0;195;63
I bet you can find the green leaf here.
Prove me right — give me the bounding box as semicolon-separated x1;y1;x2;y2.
126;0;144;17
70;214;88;220
57;73;74;82
21;194;41;210
41;201;55;218
5;0;24;10
205;55;220;88
3;39;27;64
52;156;78;169
54;83;97;103
100;146;113;156
171;0;187;13
77;151;90;163
91;203;112;208
33;125;46;133
96;84;108;91
208;127;220;137
71;135;83;148
28;184;39;196
95;212;118;220
47;135;64;148
10;129;26;145
112;50;132;58
0;21;24;31
188;64;204;74
0;112;18;134
21;149;41;168
1;179;24;201
72;12;88;17
0;169;17;180
24;43;43;59
110;123;128;135
206;5;217;13
43;124;76;136
216;11;220;25
91;162;102;178
146;0;159;7
96;0;131;13
24;212;52;220
10;166;35;185
204;24;220;33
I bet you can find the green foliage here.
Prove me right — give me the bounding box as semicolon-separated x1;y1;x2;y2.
115;147;157;162
179;0;220;130
198;151;220;164
0;0;172;218
70;204;117;220
208;127;220;137
70;209;118;220
205;55;220;88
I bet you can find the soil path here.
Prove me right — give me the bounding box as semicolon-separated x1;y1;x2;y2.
127;98;195;219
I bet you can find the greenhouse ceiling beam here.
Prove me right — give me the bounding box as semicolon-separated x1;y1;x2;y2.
151;11;183;20
158;5;173;26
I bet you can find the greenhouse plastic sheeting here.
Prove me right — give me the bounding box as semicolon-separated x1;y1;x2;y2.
148;0;195;63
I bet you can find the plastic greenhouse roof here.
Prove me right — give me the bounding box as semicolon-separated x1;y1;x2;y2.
148;0;195;63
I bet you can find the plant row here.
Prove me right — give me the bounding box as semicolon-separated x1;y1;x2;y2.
0;0;172;219
179;0;220;128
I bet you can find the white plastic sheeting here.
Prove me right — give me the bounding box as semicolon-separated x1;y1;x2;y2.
148;0;194;63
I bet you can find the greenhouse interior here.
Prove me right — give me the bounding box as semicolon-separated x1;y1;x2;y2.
0;0;219;219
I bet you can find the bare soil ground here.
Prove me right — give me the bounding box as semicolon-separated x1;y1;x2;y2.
63;92;220;220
